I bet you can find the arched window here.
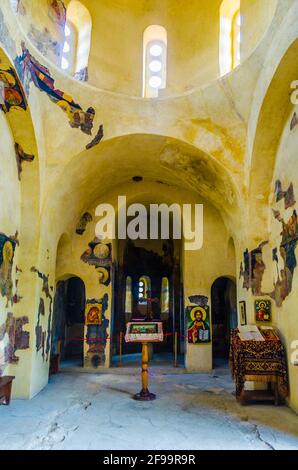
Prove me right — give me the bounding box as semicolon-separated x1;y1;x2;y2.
61;0;92;81
125;276;132;314
138;275;151;304
10;0;18;12
232;9;241;69
219;0;241;76
143;25;167;98
160;277;169;314
61;22;76;74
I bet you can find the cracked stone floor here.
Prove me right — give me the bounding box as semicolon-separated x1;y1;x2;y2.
1;364;298;450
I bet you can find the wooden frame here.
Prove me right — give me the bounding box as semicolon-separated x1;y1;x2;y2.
239;301;247;326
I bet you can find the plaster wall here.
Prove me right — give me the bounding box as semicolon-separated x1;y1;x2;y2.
268;107;298;412
241;0;277;62
0;112;21;377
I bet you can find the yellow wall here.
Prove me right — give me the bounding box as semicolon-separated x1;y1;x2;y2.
0;112;21;377
52;182;236;372
268;106;298;412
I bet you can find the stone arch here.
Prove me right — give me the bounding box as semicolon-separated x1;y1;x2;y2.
248;10;298;241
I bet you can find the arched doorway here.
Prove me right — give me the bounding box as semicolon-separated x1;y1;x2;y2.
113;236;183;366
51;276;86;368
211;277;237;368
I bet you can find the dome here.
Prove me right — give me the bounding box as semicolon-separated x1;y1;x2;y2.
12;0;277;96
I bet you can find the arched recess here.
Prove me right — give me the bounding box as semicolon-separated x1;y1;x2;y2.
63;0;92;80
51;276;86;368
248;36;298;241
112;190;184;364
0;46;41;395
41;133;243;249
53;232;87;369
211;276;237;366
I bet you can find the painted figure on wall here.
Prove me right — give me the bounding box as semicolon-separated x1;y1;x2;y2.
239;241;268;296
85;303;102;325
271;208;298;306
0;67;27;113
48;0;66;28
81;239;112;285
255;300;271;322
275;180;296;209
0;10;17;59
239;181;298;307
31;266;53;362
86;124;104;150
28;25;61;59
0;312;29;369
0;232;19;307
15;43;95;134
85;295;109;368
76;212;92;235
186;306;210;344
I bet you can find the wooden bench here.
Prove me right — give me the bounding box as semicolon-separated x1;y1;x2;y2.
0;376;15;405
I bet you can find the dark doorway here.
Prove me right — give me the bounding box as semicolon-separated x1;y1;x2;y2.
51;277;85;368
211;277;237;367
112;238;184;366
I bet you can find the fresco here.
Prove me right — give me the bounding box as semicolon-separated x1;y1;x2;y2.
81;239;112;286
86;124;104;150
240;182;298;307
15;43;95;134
186;306;210;344
275;180;296;209
48;0;66;28
85;294;109;368
76;212;92;235
85;302;102;325
0;10;17;58
0;312;29;372
35;297;46;359
270;208;298;307
74;67;88;82
0;232;19;307
239;241;268;296
0;67;27;113
290;112;298;131
255;299;271;322
15;143;34;180
13;265;23;304
188;295;208;307
31;267;53;361
28;25;61;59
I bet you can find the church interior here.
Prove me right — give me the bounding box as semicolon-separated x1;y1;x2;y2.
0;0;298;451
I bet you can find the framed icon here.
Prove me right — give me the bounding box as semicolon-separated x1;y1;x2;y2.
239;301;247;326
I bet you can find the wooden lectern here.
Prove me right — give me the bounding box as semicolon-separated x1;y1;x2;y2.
125;321;163;401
